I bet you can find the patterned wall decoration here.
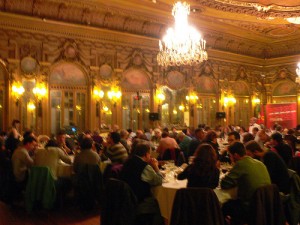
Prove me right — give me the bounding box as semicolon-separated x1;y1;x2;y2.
166;71;185;90
273;80;297;96
50;62;87;86
121;68;152;91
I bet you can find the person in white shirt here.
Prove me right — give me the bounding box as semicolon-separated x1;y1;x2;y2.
248;117;261;134
34;139;72;180
12;136;37;186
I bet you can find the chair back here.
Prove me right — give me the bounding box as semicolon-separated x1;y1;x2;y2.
285;169;300;225
74;164;103;210
162;148;185;166
101;178;137;225
248;184;286;225
170;188;224;225
103;163;123;185
25;166;56;212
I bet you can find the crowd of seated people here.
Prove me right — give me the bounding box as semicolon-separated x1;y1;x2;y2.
1;118;300;224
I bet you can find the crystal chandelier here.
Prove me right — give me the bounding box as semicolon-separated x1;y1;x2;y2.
157;1;207;67
296;63;300;84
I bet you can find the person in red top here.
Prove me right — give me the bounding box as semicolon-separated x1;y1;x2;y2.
156;131;179;159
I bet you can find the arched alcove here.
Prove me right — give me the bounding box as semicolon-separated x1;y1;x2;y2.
121;68;152;130
49;62;88;134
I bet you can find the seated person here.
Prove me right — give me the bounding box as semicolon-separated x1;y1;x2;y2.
221;142;271;224
34;139;72;205
56;129;73;155
74;137;101;173
245;140;290;194
156;131;179;160
105;132;128;165
34;139;72;180
12;136;37;189
120;141;163;225
177;144;219;188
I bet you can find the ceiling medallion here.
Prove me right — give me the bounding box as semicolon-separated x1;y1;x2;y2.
157;1;207;67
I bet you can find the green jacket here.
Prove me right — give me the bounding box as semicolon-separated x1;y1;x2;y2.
221;156;271;204
25;166;56;212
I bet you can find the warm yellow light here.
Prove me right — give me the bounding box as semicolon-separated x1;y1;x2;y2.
93;88;104;99
186;94;198;102
33;83;47;100
157;93;165;101
76;105;81;111
12;81;25;99
103;106;109;112
27;102;36;111
157;1;207;66
108;88;122;100
179;105;185;111
173;109;178;114
224;94;236;107
145;108;150;113
253;98;261;104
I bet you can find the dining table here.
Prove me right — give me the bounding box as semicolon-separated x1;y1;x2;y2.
152;178;237;225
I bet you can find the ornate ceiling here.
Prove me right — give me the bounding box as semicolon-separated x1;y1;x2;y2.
1;0;300;58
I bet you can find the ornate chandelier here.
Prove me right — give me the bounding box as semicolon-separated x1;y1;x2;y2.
157;1;207;67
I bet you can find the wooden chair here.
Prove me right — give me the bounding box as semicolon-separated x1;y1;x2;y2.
170;188;224;225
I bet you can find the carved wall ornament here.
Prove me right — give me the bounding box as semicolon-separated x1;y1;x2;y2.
199;61;214;78
63;41;79;60
166;70;185;90
236;66;248;81
273;68;294;82
99;64;113;80
20;56;38;77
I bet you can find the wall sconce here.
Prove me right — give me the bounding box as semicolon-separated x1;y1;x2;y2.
157;92;165;102
33;83;47;101
93;88;104;100
12;81;25;106
179;105;185;111
33;82;47;117
108;87;122;106
27;101;36;111
296;63;300;84
224;94;236;107
252;97;261;104
186;93;198;103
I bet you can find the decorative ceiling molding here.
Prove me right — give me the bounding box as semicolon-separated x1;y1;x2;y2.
1;0;300;59
195;0;300;18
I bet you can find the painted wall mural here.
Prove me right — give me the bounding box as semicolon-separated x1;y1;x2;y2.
50;62;87;86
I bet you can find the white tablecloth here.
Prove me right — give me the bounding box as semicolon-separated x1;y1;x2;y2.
152;179;237;224
57;155;74;178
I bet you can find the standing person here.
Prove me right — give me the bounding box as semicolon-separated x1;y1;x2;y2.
221;142;271;225
5;120;21;157
12;136;37;188
105;132;128;164
177;144;219;188
249;117;261;134
120;141;163;225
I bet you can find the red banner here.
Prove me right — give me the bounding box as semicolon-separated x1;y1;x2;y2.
265;103;297;129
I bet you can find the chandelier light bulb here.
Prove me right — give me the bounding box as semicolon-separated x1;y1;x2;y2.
157;1;207;67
